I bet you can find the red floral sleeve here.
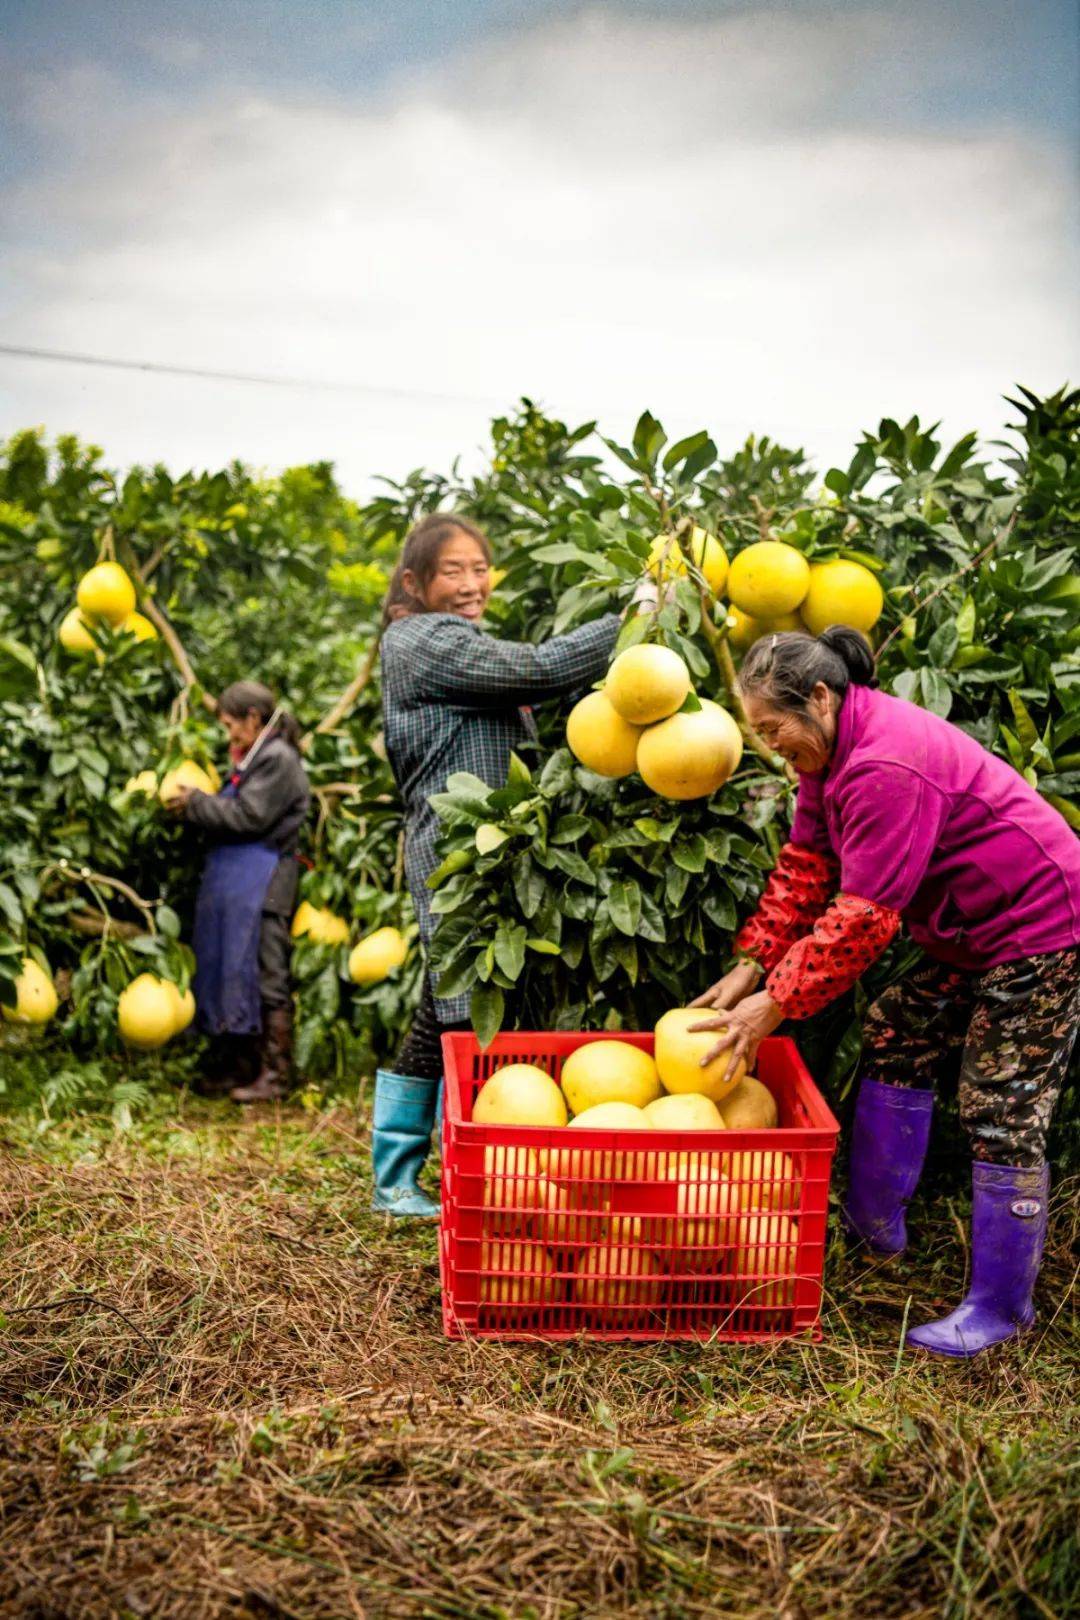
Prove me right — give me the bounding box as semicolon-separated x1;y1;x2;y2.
766;894;901;1018
735;843;840;973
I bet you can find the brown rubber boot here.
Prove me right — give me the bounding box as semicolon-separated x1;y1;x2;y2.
231;1007;292;1103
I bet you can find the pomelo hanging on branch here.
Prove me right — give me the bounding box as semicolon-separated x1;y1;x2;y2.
76;562;137;625
565;691;641;777
648;525;729;596
604;644;691;725
58;607;97;656
2;957;58;1025
348;926;408;984
727;541;810;618
635;698;741;800
799;558;883;636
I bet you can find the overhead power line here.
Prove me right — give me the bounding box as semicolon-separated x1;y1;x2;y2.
0;341;504;410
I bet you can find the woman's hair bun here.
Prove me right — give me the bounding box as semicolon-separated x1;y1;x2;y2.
818;625;877;687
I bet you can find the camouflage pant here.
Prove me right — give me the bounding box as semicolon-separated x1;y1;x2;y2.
863;946;1080;1167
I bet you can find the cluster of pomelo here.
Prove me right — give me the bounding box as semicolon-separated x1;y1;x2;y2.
58;562;158;658
469;1028;798;1315
724;541;883;649
292;906;409;987
117;972;196;1049
567;644;743;799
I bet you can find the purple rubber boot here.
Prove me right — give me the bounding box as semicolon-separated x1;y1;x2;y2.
906;1162;1049;1358
842;1077;934;1254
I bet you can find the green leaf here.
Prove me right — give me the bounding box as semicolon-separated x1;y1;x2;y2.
955;595;977;645
526;937;562;955
512;853;546;919
156;905;181;940
1007;689;1039;755
824;468;850;495
0;883;22;929
475;823;509;855
471;983;505;1048
608;879;642;936
427;848;475;888
493;921;527;981
918;668;953;718
672;834;707;873
632;410;667;470
662;429;711;473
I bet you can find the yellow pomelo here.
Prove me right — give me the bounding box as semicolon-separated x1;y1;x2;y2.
290;900;319;939
718;1075;778;1131
474;1063;568;1128
605;644;691;725
58;607;97;656
728;542;810;617
566;691;641;777
480;1238;558;1307
119;611;158;643
800;559;883;637
310;909;349;946
565;1101;652;1180
159;760;216;804
482;1145;543;1236
3;957;58;1025
648;526;729;595
726;1148;798;1212
118;973;177;1049
654;1007;747;1102
348;926;408;984
124;770;158;797
160;978;196;1036
561;1041;660;1114
643;1092;726;1132
534;1176;611;1253
731;1210;799;1308
665;1168;740;1272
76;561;136;625
573;1243;663;1321
636;698;740;800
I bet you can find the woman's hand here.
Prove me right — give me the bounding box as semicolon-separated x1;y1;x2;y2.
164;785;195;816
689;958;762;1012
689;989;784;1080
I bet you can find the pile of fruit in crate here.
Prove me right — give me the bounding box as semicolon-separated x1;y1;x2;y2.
466;1012;801;1320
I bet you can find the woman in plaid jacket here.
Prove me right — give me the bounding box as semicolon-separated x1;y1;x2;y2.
373;513;622;1216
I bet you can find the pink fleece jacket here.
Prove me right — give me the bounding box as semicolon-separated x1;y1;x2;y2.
790;683;1080;971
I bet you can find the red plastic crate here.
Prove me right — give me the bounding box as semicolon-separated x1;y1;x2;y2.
439;1030;839;1342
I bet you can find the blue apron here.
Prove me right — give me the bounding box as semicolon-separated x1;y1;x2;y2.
192;778;280;1035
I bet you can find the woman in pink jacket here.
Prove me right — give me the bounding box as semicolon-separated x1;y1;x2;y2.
692;626;1080;1359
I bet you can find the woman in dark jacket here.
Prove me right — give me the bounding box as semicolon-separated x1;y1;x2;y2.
374;512;641;1216
166;681;310;1102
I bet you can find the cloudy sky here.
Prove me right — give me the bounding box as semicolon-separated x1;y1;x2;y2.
1;0;1077;491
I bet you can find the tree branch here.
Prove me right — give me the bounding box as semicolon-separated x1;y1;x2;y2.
137;595;218;715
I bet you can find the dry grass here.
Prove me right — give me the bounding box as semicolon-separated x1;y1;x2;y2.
0;1097;1076;1620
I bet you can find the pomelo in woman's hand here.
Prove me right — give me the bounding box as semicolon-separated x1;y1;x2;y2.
560;1040;660;1113
799;559;883;636
349;926;408;983
643;1092;726;1131
727;542;810;617
76;561;137;625
566;691;641;777
718;1075;778;1131
118;973;177;1049
2;957;58;1025
654;1007;746;1102
605;644;691;725
635;699;740;800
473;1063;568;1128
158;760;215;804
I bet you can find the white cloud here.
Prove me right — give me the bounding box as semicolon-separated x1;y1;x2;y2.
1;6;1076;490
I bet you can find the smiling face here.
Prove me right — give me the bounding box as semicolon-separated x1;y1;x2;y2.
743;681;839;774
404;529;492;621
221;707;263;751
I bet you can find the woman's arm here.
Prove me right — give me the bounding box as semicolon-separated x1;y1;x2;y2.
182;750;296;838
732;842;840;974
401;614;620;709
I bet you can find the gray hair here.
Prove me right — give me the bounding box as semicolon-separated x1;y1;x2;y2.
738;625;876;711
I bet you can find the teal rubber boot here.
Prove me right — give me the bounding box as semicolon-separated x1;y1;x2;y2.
370;1069;440;1218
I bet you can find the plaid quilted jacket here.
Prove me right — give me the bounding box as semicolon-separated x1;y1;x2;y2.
381;610;620;1019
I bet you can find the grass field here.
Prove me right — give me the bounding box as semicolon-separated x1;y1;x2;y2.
0;1080;1076;1620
